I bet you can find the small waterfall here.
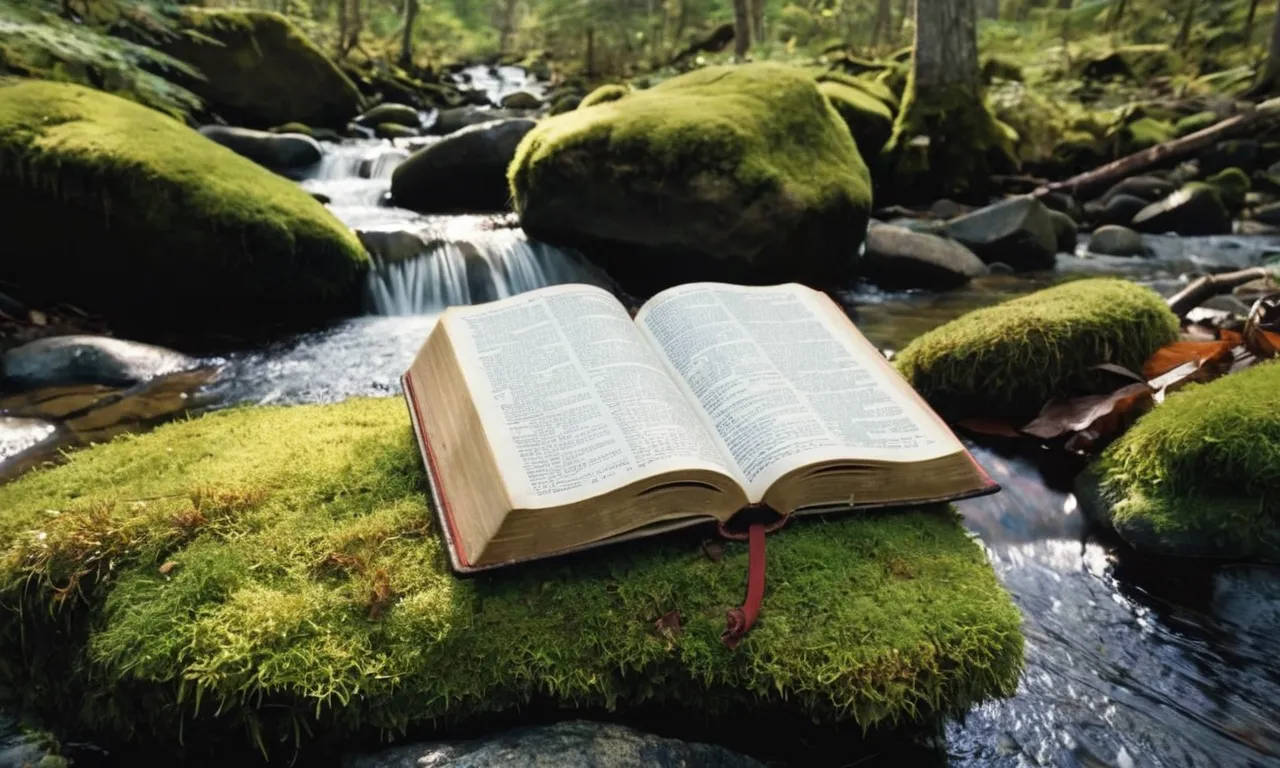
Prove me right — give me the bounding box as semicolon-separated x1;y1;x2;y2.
452;64;546;104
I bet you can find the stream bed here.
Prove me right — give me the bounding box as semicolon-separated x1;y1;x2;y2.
4;88;1280;765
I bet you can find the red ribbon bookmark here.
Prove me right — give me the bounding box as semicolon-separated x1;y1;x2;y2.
721;521;767;649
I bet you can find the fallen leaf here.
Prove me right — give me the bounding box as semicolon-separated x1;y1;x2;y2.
1142;339;1237;379
956;417;1022;438
654;610;683;639
158;561;179;575
1021;382;1155;445
1244;293;1280;358
28;309;46;326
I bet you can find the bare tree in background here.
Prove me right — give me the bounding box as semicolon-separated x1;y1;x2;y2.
498;0;520;54
1250;0;1280;96
1246;0;1262;47
749;0;765;48
977;0;999;19
871;0;893;46
1176;0;1198;50
398;0;419;68
732;0;750;57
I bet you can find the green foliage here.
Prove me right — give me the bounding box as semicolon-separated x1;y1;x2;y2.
1091;361;1280;558
1206;166;1251;212
894;278;1180;419
0;397;1024;758
0;0;202;119
1174;110;1220;137
0;79;368;331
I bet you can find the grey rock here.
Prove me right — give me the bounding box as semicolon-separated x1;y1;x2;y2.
1132;184;1232;236
1087;225;1149;257
357;230;428;264
432;107;525;136
0;416;57;462
1047;209;1078;253
1040;190;1082;222
391;119;537;213
501;90;543;110
341;721;765;768
941;196;1058;271
356;103;423;129
1;336;197;390
862;224;987;289
1099;175;1177;204
1085;193;1150;227
376;122;421;139
198;125;323;170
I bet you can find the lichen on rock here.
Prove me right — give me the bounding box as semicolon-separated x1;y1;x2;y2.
894;278;1179;419
508;63;872;293
0;79;368;332
1080;362;1280;561
0;397;1024;759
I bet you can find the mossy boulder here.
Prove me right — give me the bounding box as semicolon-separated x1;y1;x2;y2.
1078;45;1179;82
1205;167;1251;213
375;122;420;139
0;397;1024;759
818;80;894;156
509;64;872;292
161;9;363;129
579;83;629;108
1131;183;1232;236
0;79;368;332
940;197;1058;271
1079;362;1280;561
894;278;1179;419
391;118;536;212
356;102;423;129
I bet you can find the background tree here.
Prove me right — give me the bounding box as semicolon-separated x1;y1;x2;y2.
732;0;750;57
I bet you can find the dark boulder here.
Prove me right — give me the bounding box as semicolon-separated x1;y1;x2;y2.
861;224;987;290
198;125;323;170
941;196;1058;271
432;106;524;135
1084;193;1151;227
355;103;422;129
1131;183;1232;236
1;336;198;390
1048;209;1078;253
500;91;543;110
1099;175;1176;205
391;119;537;213
1086;225;1149;257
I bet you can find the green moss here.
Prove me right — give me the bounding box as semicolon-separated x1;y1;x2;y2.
1090;362;1280;559
162;9;363;128
375;122;419;139
815;70;900;112
0;79;367;331
1121;117;1175;152
1174;111;1220;138
0;397;1023;757
894;278;1179;419
579;83;629;108
1206;167;1251;213
818;80;894;156
270;121;314;136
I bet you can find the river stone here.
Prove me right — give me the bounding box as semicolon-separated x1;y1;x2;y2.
0;416;57;462
941;197;1057;271
344;721;765;768
1087;225;1148;257
356;230;427;264
1;336;197;390
1100;175;1177;204
510;63;872;292
1251;200;1280;226
861;224;987;289
1131;183;1232;236
392;119;537;213
375;122;420;139
1085;193;1149;227
432;106;524;135
1047;209;1077;253
501;90;543;110
198;125;323;169
356;103;422;129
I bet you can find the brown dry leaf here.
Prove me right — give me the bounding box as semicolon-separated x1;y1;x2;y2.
956;417;1022;438
1142;339;1237;379
654;610;683;640
1244;293;1280;358
1022;382;1155;443
158;561;179;576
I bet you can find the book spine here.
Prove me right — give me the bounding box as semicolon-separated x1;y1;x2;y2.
401;371;473;569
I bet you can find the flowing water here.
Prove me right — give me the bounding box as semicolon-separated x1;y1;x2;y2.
5;104;1280;765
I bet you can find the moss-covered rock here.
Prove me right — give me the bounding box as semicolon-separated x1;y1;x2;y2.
1080;362;1280;561
1205;167;1251;213
356;102;423;129
161;9;363;128
0;79;368;332
579;83;629;108
1131;183;1232;236
818;81;894;156
509;64;872;292
270;121;315;136
375;122;420;139
0;397;1024;759
894;279;1179;419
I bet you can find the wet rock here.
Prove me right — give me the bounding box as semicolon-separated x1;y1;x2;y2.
341;721;765;768
311;191;332;205
375;122;420;139
1087;225;1148;257
1250;200;1280;226
1;336;197;390
500;90;543;110
356;103;422;129
928;199;973;219
432;106;524;135
941;196;1057;271
1085;193;1150;227
1205;167;1251;213
1099;175;1177;205
861;224;987;290
1131;183;1232;236
356;230;427;264
391;118;536;213
1040;191;1082;222
1200;139;1260;175
0;416;57;461
1047;209;1077;253
198;125;323;169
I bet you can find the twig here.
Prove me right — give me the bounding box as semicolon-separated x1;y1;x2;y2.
1167;267;1275;319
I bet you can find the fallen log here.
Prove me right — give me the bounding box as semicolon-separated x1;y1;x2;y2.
1034;97;1280;202
1167;267;1276;319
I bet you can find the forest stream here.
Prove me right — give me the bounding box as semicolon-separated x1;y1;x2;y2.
2;64;1279;768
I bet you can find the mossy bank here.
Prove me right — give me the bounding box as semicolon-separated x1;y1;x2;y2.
0;79;368;333
894;278;1179;419
1079;361;1280;561
0;397;1023;760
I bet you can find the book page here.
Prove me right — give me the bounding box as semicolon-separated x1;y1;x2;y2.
441;284;742;509
636;283;958;500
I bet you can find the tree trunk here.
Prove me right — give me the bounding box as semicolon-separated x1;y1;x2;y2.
749;0;765;47
336;0;348;58
977;0;999;19
1247;0;1262;45
1176;0;1197;50
498;0;519;54
872;0;893;46
585;26;596;77
398;0;418;68
732;0;751;57
1108;0;1127;30
1256;0;1280;94
913;0;979;94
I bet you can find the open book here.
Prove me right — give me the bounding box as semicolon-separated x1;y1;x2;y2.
402;282;996;573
